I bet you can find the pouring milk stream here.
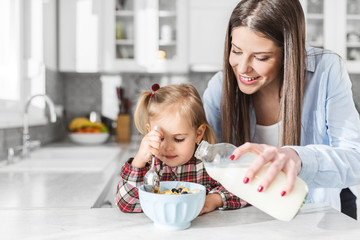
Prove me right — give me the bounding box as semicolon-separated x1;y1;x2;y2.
194;140;308;221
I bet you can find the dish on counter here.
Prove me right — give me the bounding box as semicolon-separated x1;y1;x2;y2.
139;181;206;230
69;132;109;145
68;117;110;145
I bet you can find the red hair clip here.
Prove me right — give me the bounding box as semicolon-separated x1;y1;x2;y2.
149;83;160;98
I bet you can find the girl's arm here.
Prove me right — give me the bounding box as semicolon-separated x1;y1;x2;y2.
207;182;249;210
201;169;249;213
117;129;162;212
116;158;149;213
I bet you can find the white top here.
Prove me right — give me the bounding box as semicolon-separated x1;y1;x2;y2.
252;121;282;147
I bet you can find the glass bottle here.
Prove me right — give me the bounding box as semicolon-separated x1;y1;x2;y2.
195;140;308;221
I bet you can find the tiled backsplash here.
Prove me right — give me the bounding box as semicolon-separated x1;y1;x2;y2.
61;72;103;126
1;70;359;160
60;72;216;140
61;71;360;126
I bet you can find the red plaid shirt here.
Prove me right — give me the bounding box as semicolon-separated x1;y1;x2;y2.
116;157;248;213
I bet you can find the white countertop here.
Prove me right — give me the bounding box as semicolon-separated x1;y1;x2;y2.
0;142;127;208
0;204;359;240
0;142;359;239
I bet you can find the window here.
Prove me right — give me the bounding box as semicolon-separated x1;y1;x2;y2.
0;0;22;107
0;0;46;128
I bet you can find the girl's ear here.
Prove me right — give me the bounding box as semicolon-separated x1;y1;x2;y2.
196;124;206;144
146;123;151;133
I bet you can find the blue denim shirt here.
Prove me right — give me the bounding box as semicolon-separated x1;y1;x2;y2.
203;46;360;211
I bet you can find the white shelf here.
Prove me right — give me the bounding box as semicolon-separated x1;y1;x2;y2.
159;10;176;17
347;14;360;20
116;10;134;17
190;64;221;73
307;13;324;19
347;42;360;48
346;61;360;73
115;39;134;45
159;40;176;46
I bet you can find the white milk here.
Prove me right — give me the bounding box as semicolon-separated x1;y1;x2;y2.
205;161;308;221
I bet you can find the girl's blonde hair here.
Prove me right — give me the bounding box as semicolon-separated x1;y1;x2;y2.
134;84;216;144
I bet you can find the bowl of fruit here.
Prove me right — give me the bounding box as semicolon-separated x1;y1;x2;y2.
68;117;110;145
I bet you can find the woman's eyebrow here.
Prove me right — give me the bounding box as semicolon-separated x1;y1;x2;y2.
231;42;241;49
231;42;273;55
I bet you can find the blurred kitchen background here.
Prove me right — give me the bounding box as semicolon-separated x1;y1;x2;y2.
1;0;360;160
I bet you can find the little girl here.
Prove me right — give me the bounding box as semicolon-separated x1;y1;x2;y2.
116;83;248;214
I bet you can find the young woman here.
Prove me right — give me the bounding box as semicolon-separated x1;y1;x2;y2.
116;83;248;213
203;0;360;219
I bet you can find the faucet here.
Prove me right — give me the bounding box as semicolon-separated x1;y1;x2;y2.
21;94;57;159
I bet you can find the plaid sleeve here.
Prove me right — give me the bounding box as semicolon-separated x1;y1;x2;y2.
209;185;249;210
205;172;249;210
188;158;249;210
116;158;148;213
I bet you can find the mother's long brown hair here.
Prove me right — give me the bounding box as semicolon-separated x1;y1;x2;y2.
222;0;306;146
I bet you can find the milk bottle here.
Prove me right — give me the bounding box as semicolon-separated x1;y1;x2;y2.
194;140;308;221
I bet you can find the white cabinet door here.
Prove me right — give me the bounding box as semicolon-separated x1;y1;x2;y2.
102;0;188;73
102;0;140;72
343;0;360;73
188;0;239;72
300;0;344;54
301;0;360;73
43;0;57;71
59;0;103;72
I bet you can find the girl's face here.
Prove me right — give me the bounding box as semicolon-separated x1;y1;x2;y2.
229;26;283;95
149;106;204;168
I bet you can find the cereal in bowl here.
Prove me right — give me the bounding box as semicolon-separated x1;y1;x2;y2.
151;186;200;195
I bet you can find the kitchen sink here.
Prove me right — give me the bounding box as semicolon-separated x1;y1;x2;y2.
0;145;121;172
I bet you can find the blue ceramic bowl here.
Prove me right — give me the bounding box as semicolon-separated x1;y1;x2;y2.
139;181;206;230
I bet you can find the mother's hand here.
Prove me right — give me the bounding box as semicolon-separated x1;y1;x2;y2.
231;142;302;196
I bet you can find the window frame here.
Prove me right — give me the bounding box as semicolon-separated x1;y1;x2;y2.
0;0;48;129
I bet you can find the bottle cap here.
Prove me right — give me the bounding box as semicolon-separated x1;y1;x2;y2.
194;140;209;161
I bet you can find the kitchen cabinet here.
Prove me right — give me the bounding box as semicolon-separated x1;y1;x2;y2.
102;0;188;73
43;0;57;71
188;0;360;74
300;0;360;73
59;0;103;72
188;0;239;72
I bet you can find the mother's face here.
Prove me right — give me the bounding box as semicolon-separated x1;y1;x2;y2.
229;26;283;95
